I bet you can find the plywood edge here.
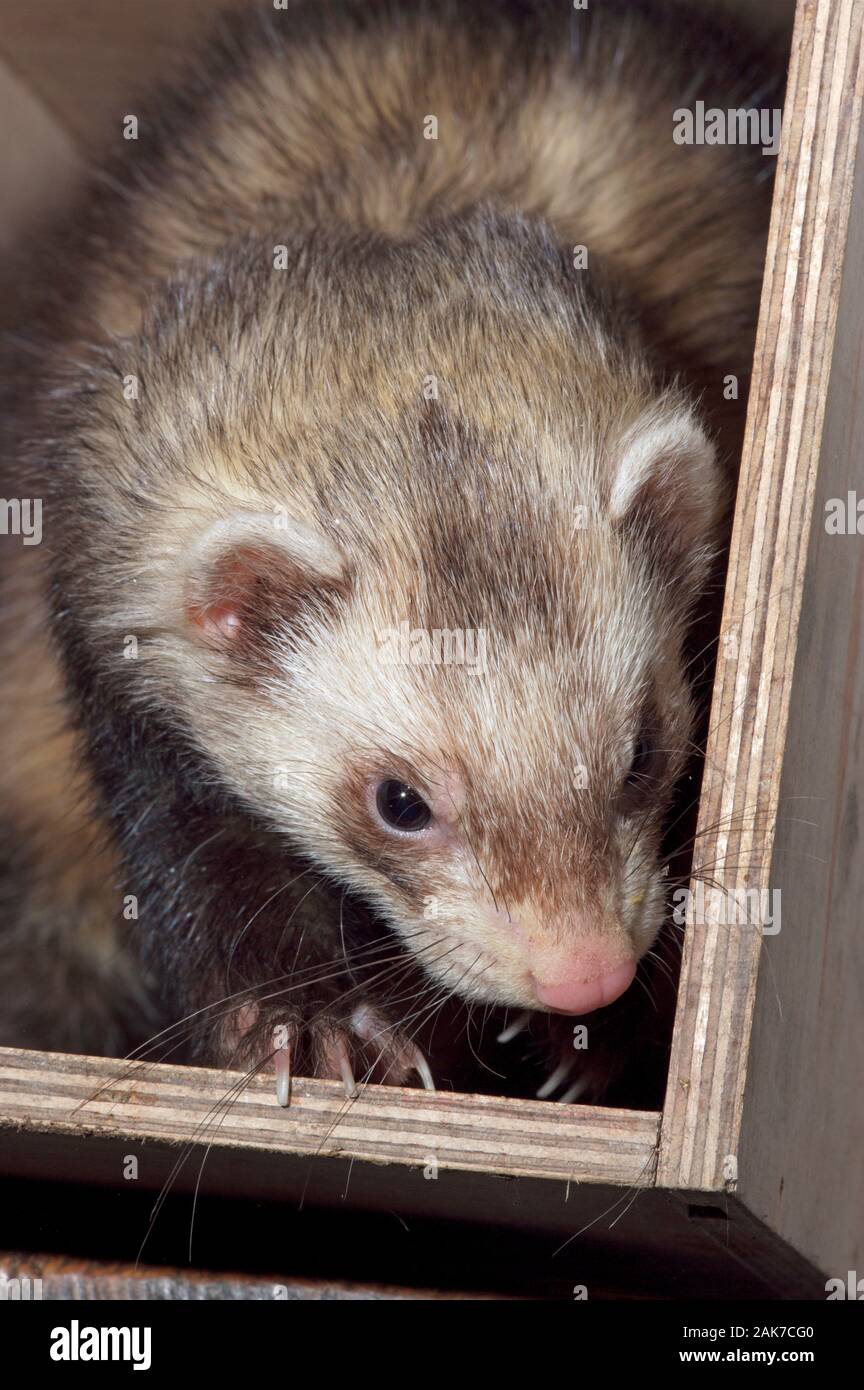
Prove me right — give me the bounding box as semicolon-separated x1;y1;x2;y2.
659;0;864;1189
0;1047;659;1187
734;39;864;1279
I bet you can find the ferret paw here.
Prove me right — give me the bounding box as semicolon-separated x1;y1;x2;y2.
224;999;435;1106
273;1003;436;1105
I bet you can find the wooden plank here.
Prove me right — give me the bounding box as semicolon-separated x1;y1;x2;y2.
0;1050;822;1295
658;0;864;1190
735;41;864;1278
0;1047;659;1187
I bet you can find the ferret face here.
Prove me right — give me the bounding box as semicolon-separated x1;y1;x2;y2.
272;542;693;1017
218;487;702;1018
77;216;723;1019
176;453;706;1018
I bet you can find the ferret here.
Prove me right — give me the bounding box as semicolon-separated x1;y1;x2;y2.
0;0;778;1104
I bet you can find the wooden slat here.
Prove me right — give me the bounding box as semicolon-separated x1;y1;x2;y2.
0;1047;659;1187
659;0;864;1189
735;29;864;1280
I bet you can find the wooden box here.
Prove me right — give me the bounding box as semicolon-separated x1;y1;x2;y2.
0;0;861;1299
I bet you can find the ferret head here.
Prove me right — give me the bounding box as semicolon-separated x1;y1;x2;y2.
67;211;725;1018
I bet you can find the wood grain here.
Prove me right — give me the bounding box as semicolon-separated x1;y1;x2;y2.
736;22;864;1280
658;0;864;1191
0;1046;659;1187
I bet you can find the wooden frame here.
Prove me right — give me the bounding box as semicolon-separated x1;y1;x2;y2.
1;0;861;1297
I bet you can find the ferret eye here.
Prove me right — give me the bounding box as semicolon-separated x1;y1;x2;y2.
375;780;432;832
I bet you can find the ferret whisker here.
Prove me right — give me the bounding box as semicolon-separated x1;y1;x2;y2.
454;806;504;918
642;948;676;988
137;1052;271;1267
294;960;467;1178
384;961;468;1038
553;1145;659;1255
370;949;466;1029
186;1057;273;1263
404;955;489;1051
225;865;324;980
681;583;796;683
666;801;782;860
298;944;455;1038
632;971;660;1013
89;934;444;1090
456;971;509;1079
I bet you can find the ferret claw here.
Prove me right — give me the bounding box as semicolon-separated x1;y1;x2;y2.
497;1010;532;1044
335;1037;359;1099
263;1005;432;1099
558;1074;590;1104
350;1004;435;1091
411;1046;436;1092
274;1036;292;1108
536;1056;576;1100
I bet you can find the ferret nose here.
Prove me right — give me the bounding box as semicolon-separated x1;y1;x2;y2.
531;957;636;1015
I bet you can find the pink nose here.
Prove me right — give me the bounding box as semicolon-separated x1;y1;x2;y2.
532;958;636;1015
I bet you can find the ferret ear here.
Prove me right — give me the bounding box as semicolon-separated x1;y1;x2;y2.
184;512;350;657
608;409;725;557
